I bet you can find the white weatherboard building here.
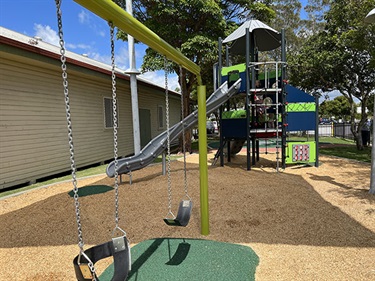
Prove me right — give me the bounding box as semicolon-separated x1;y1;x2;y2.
0;27;181;189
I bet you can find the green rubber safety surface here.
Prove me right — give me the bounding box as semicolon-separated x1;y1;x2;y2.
68;185;113;197
100;238;259;281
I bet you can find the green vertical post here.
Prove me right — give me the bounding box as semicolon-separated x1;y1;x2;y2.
197;85;209;235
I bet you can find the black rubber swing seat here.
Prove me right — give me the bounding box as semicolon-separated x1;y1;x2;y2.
164;200;193;227
73;236;131;281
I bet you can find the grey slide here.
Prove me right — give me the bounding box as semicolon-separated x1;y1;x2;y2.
106;79;241;177
230;139;246;155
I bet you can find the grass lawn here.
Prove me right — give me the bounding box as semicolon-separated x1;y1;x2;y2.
318;137;371;163
319;145;371;163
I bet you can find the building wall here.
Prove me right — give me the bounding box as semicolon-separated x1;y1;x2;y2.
0;44;180;189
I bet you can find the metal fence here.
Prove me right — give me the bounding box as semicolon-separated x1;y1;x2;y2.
318;124;333;137
318;123;357;140
333;123;358;140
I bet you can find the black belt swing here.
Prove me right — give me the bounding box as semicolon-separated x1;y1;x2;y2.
55;2;130;279
73;235;130;281
162;62;193;227
164;199;193;226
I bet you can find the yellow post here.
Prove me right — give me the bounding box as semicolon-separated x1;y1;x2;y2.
197;85;209;235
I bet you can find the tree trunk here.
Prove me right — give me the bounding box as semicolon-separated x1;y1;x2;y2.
179;67;192;153
352;121;364;150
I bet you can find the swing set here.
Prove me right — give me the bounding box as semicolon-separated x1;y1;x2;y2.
55;0;208;279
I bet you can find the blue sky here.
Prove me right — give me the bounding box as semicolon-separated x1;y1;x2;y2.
0;0;328;99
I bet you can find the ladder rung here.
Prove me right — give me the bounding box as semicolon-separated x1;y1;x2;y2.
250;88;282;92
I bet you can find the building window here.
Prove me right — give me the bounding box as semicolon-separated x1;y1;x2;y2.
157;105;164;129
104;97;115;128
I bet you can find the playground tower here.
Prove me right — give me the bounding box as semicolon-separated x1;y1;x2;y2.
215;19;319;170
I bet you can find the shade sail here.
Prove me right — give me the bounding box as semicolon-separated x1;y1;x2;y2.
223;19;281;54
365;8;375;23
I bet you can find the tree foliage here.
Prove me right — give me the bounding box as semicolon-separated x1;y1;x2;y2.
289;0;375;149
302;0;330;35
271;0;303;54
319;96;352;120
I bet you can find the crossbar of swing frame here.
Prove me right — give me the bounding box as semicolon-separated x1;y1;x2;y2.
73;0;209;235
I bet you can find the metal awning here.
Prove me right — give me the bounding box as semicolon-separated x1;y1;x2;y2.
223;19;281;54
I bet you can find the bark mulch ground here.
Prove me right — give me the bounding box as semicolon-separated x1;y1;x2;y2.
0;151;374;280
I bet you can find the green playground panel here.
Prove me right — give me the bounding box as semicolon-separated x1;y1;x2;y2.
257;69;281;80
286;102;316;112
221;63;281;80
222;109;247;119
221;63;246;76
285;141;316;164
222;109;281;122
228;70;241;85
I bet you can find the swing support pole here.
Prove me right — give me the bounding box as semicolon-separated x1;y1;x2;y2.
74;0;209;235
197;85;209;235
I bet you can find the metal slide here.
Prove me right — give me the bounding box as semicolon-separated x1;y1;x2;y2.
106;79;241;177
230;139;246;155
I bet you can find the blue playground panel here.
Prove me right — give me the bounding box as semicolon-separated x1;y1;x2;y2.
285;84;315;103
222;72;247;93
221;118;248;138
286;112;316;131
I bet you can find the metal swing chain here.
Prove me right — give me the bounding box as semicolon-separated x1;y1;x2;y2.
275;62;280;171
165;58;173;216
109;23;122;232
179;67;189;198
54;0;96;279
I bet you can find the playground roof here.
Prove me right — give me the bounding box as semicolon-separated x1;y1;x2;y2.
223;19;281;54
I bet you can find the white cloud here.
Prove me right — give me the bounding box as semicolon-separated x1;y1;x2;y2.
87;45;129;70
33;24;59;46
140;71;179;92
33;23;96;56
114;45;129;70
90;52;112;65
77;9;106;37
78;10;90;24
66;43;92;52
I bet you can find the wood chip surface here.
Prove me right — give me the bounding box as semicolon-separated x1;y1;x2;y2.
0;151;374;281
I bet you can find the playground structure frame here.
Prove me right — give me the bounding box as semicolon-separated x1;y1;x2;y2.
217;24;319;170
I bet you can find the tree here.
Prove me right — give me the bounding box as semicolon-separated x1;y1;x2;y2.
302;0;330;35
289;0;375;149
319;96;352;121
271;0;303;55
